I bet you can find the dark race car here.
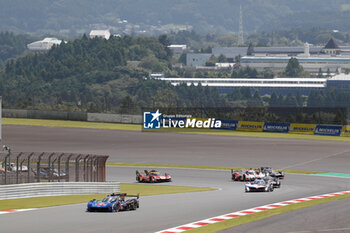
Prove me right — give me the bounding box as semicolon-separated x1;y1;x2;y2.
136;170;171;183
245;178;274;192
261;167;285;179
87;193;139;212
264;176;281;188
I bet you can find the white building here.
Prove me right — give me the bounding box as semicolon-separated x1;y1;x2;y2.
155;77;327;95
27;38;62;51
168;45;187;54
89;30;111;40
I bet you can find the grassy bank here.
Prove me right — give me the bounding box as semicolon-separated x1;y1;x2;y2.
0;183;215;211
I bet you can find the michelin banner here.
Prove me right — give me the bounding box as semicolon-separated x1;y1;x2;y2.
236;121;264;132
315;125;342;136
263;122;290;133
341;126;350;137
216;120;238;130
289;123;316;135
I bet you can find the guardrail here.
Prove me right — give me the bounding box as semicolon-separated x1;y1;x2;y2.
0;182;120;200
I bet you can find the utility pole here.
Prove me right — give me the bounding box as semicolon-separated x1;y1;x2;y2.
238;5;244;46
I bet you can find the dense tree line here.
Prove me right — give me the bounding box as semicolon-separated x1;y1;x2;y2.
0;33;350;115
0;32;36;67
0;35;226;112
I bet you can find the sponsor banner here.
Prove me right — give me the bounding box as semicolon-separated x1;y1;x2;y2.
215;120;238;130
236;121;264;132
263;122;290;133
315;125;342;136
341;126;350;137
289;123;316;135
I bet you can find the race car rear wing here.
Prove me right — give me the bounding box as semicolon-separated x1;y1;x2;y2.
110;193;140;199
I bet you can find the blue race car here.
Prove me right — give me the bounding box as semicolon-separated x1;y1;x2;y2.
87;193;139;212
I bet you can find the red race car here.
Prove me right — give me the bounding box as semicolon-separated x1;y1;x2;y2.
231;169;265;181
136;170;172;183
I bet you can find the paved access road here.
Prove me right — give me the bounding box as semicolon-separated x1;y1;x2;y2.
1;125;350;233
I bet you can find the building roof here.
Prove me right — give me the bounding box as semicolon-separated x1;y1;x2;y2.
157;77;327;89
89;30;111;39
27;37;62;51
329;73;350;80
241;56;350;62
324;38;339;49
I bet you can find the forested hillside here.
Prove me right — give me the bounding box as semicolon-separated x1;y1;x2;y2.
0;35;225;112
0;32;36;67
1;34;350;114
1;0;350;35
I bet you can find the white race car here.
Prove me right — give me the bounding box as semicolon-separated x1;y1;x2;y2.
245;179;274;192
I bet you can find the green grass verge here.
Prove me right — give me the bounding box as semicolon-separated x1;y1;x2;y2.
107;162;324;175
0;183;215;211
187;193;350;233
3;117;350;141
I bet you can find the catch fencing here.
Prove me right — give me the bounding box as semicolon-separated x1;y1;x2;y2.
0;182;120;200
0;152;108;185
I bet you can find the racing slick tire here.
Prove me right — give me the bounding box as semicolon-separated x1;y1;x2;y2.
149;177;154;183
116;204;121;212
242;175;246;181
131;202;137;211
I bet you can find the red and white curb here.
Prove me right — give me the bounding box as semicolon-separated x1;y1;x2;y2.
155;191;350;233
0;208;36;215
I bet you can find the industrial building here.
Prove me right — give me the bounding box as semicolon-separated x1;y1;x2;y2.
240;56;350;72
27;38;62;51
240;39;350;72
155;74;350;95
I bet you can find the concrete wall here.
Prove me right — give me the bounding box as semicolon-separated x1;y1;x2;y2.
87;113;142;124
2;109;142;124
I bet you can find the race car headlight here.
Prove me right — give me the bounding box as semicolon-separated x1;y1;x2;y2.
265;187;268;191
246;187;250;191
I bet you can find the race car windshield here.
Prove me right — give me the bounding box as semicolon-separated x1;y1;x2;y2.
149;172;160;175
253;180;265;185
248;171;254;175
102;197;117;202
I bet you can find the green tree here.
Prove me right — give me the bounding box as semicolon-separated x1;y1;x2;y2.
317;68;323;78
217;54;227;62
247;42;254;56
285;58;303;77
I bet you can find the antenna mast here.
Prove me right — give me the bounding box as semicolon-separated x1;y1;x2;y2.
238;5;244;46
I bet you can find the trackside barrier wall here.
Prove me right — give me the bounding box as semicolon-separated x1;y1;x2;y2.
289;123;316;135
2;109;349;136
341;126;350;136
236;121;264;132
87;113;142;124
0;182;120;200
2;109;142;124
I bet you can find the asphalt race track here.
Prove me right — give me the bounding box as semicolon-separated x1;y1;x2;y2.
1;125;350;233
